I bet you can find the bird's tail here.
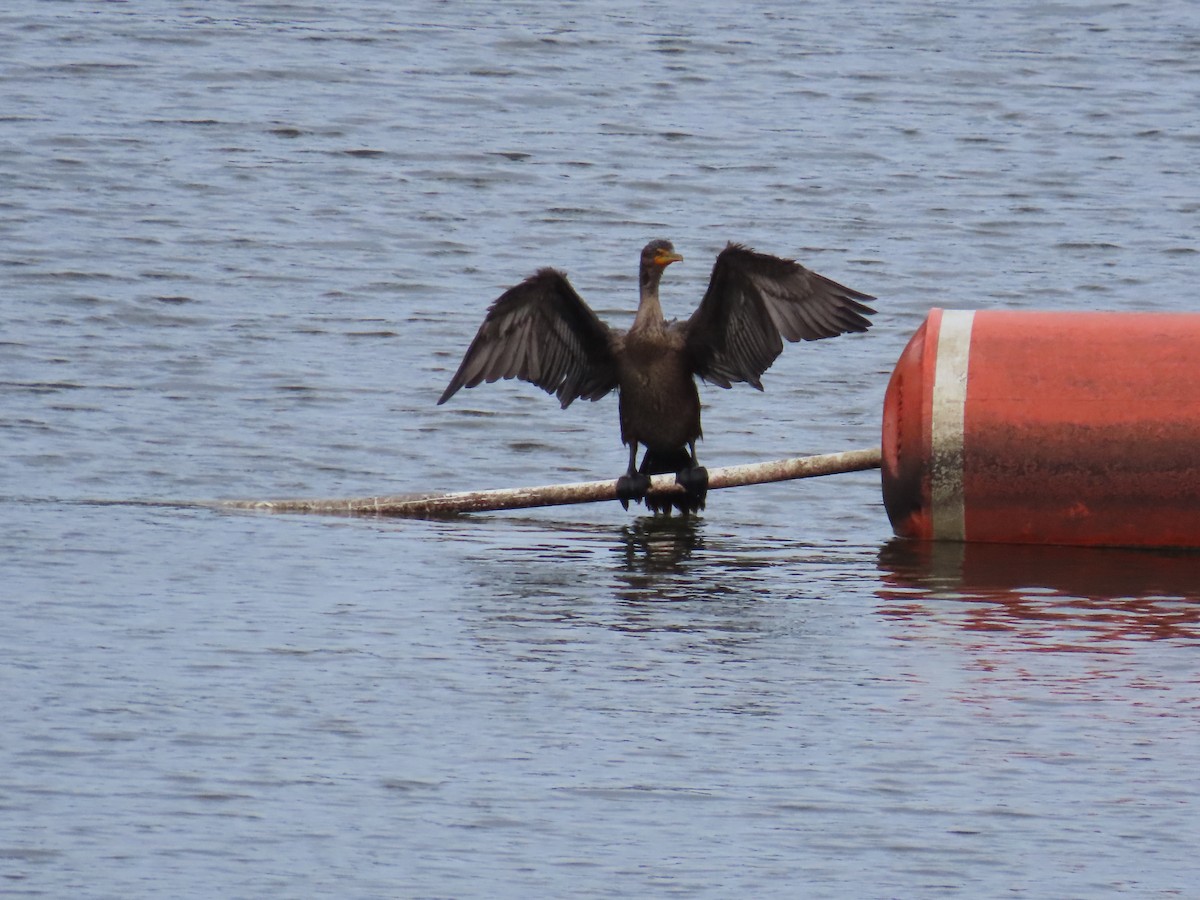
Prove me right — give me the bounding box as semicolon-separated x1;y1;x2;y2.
638;447;694;477
639;447;706;516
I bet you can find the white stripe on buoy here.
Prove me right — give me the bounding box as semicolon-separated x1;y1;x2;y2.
929;309;975;541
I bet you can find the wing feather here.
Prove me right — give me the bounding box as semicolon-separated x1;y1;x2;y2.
438;268;619;408
685;243;875;389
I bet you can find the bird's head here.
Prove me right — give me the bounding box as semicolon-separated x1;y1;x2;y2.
642;239;683;270
639;239;683;290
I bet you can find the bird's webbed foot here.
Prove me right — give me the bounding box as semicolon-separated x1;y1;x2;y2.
616;472;651;510
674;465;709;515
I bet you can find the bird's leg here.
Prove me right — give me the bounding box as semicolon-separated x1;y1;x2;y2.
674;441;709;513
615;443;650;510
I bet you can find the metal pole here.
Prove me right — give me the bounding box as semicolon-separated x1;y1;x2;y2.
215;446;882;517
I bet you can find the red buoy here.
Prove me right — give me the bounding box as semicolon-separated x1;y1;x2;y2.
882;308;1200;548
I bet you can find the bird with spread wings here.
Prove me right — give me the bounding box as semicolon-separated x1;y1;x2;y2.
439;240;875;514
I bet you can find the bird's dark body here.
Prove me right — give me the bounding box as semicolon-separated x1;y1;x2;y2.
616;325;700;454
438;240;875;514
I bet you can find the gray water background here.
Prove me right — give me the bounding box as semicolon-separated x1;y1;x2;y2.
3;1;1200;896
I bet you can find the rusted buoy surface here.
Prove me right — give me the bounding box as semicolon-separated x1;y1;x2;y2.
883;308;1200;548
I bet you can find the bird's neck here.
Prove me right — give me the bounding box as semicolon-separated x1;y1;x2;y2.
633;271;665;332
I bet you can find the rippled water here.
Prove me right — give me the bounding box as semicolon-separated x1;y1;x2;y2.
3;2;1199;896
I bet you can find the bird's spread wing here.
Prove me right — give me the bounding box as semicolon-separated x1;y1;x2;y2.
684;243;876;390
438;268;620;408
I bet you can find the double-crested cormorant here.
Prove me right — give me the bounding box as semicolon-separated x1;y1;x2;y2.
438;240;875;514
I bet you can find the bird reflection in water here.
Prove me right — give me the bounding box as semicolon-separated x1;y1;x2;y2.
612;517;778;630
877;539;1200;644
608;518;778;659
619;515;705;575
461;516;772;662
